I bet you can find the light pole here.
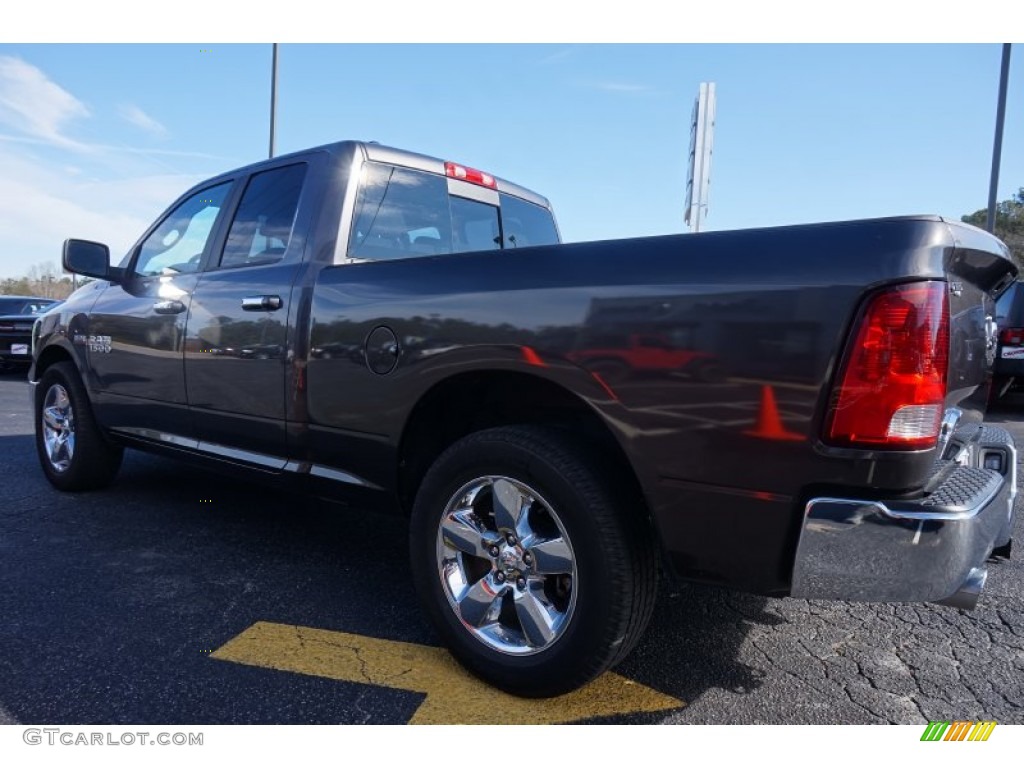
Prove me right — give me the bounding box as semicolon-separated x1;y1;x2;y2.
269;43;279;159
987;44;1012;233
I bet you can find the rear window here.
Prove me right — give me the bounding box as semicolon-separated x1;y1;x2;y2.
498;193;560;249
996;282;1024;327
347;162;557;262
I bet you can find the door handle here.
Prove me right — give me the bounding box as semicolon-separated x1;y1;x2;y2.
153;300;186;315
242;295;283;312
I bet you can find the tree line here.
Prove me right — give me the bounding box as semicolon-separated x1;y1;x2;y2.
0;262;83;300
961;187;1023;268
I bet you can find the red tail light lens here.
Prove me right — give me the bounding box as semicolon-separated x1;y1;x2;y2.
826;282;949;450
445;161;496;189
1000;327;1024;345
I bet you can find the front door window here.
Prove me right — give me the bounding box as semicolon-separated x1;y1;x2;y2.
133;183;233;277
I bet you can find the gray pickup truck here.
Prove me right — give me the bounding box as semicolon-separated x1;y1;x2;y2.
32;140;1018;697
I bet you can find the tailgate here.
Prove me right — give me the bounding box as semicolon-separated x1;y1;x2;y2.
942;219;1017;423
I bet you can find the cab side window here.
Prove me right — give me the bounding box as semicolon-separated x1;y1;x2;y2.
349;164;452;261
134;182;233;277
218;164;308;270
346;161;555;262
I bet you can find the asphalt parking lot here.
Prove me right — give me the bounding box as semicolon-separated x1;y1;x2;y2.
1;370;1022;725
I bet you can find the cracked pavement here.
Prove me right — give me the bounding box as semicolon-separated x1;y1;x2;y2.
1;372;1022;724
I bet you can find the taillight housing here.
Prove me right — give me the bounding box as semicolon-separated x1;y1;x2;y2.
1000;327;1024;345
826;281;949;450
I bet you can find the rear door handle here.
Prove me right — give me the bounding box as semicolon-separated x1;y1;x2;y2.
153;300;187;315
242;295;283;312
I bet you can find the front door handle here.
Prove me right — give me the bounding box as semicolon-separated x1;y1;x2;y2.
242;295;283;312
153;300;186;315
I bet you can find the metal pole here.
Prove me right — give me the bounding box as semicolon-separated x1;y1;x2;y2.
987;44;1011;233
269;43;279;159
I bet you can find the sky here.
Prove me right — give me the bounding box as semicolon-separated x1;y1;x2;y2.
0;17;1022;280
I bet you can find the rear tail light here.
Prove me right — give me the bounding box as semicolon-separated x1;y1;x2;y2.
1000;327;1024;345
445;161;496;189
826;281;949;450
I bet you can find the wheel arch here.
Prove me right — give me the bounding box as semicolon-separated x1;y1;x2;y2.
33;342;77;384
396;370;651;526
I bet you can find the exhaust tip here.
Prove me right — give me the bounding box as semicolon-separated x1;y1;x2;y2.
935;567;987;611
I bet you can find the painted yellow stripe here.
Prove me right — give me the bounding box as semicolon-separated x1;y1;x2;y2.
212;621;685;725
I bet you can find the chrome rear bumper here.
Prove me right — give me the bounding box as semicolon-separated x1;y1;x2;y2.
791;425;1016;609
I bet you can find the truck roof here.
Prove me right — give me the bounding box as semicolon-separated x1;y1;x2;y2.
205;140;553;211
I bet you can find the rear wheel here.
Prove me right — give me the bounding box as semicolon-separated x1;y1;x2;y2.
35;362;123;491
410;425;657;697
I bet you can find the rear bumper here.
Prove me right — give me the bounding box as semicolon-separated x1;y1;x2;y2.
791;425;1016;608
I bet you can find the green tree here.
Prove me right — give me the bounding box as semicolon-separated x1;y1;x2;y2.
0;261;81;300
962;187;1024;268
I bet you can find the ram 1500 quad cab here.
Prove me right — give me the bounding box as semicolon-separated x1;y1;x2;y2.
32;140;1019;697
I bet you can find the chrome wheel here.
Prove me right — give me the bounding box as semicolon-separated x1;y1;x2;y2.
436;475;577;656
41;383;75;473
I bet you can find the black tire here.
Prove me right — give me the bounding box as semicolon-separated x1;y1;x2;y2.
410;425;657;697
35;361;123;491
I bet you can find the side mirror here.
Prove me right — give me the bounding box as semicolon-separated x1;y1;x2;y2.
62;239;120;283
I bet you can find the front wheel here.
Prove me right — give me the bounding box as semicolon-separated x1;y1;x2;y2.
410;426;657;697
35;362;123;491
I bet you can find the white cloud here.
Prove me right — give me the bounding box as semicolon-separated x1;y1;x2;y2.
0;55;90;150
0;133;228;162
118;104;168;137
0;145;203;278
0;56;230;278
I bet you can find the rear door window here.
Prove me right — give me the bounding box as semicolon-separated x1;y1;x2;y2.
347;161;556;262
217;163;308;269
349;165;452;261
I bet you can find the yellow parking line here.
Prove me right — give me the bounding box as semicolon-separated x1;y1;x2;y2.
212;621;685;725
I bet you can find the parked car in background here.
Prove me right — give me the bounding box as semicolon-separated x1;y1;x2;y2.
990;280;1024;403
0;296;61;371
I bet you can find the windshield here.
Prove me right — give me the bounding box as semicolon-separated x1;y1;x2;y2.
0;298;57;315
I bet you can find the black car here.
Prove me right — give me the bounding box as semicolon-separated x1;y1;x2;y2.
991;280;1024;402
0;296;61;371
